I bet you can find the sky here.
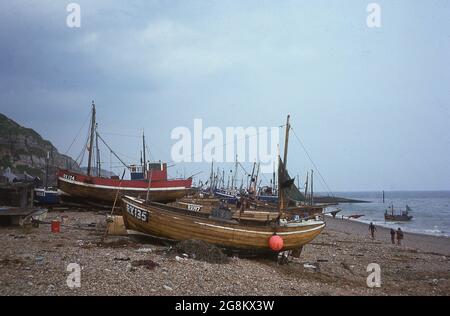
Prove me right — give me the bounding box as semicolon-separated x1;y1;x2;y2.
0;0;449;192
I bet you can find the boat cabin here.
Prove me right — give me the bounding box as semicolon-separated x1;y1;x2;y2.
130;162;168;181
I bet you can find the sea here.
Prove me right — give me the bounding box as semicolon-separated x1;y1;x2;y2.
324;191;450;237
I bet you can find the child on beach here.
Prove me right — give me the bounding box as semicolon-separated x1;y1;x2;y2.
396;228;404;246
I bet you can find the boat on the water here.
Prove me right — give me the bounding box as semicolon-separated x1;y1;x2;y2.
121;115;326;253
384;204;413;221
348;214;364;219
57;102;192;204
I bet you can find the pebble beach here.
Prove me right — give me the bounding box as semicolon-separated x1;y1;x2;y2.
1;210;449;296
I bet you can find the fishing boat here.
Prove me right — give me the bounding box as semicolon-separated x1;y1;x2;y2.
121;115;326;253
256;186;279;203
34;188;59;205
348;214;365;219
384;204;413;221
57;102;192;204
173;195;325;223
34;151;59;205
214;188;240;204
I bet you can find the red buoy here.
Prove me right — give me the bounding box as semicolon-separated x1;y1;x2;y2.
269;235;284;251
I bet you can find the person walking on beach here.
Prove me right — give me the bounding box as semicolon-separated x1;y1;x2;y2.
390;228;396;244
396;228;404;246
369;222;376;239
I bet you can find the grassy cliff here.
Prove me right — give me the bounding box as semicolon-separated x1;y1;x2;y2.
0;113;80;184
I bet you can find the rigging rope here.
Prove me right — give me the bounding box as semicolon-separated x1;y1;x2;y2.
290;127;335;198
96;133;130;169
64;112;91;155
75;127;90;167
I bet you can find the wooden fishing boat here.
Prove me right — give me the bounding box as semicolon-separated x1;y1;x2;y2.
57;102;192;204
172;196;325;223
58;167;192;204
121;115;326;253
122;196;325;252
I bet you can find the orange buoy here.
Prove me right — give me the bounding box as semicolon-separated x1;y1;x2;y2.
269;235;284;251
51;220;60;233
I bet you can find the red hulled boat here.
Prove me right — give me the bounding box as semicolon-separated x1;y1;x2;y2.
57;163;192;204
57;102;192;204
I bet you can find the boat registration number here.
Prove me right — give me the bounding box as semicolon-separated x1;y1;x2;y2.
63;174;76;181
126;204;150;222
187;204;201;212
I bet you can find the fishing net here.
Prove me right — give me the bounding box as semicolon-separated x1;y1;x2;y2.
171;239;229;264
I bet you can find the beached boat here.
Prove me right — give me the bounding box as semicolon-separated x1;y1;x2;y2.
214;188;240;204
58;166;192;204
172;196;325;223
34;188;59;205
34;151;60;205
385;204;413;221
57;102;192;204
121;115;326;253
122;196;324;252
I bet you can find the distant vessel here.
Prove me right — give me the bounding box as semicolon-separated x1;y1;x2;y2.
348;214;364;219
384;204;413;221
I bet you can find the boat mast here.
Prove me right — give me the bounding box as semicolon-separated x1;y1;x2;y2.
249;162;256;192
283;115;290;168
45;151;49;190
310;169;314;206
87;101;96;177
304;172;309;204
142;130;147;178
272;162;276;192
232;155;238;190
216;167;220;190
279;115;291;215
222;170;225;189
254;162;260;197
209;161;214;195
96;123;101;177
